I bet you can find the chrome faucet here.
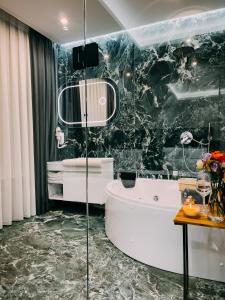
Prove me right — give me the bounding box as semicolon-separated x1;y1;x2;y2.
158;174;163;179
162;162;173;180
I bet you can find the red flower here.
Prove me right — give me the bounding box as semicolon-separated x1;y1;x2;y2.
211;151;225;162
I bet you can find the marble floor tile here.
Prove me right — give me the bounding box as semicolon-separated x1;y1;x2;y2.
0;211;225;300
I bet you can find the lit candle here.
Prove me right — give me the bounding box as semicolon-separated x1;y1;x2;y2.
183;204;201;218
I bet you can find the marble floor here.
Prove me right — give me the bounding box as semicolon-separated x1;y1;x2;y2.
0;209;225;300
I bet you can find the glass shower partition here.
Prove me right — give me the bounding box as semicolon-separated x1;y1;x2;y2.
56;0;89;298
84;1;225;299
85;1;138;298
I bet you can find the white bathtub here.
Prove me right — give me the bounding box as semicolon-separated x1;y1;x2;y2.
105;179;225;282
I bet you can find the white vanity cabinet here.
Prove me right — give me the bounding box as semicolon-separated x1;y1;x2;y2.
47;158;114;204
47;161;64;200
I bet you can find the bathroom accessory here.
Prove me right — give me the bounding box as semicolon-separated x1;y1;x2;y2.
173;40;195;71
180;124;211;148
47;161;64;200
162;162;172;179
172;170;179;180
119;172;136;188
105;178;225;282
173;40;195;59
181;123;212;174
153;195;159;201
55;127;66;149
58;78;118;127
47;158;113;204
63;158;113;204
180;131;193;145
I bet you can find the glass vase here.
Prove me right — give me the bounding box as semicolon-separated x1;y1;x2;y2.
208;189;224;223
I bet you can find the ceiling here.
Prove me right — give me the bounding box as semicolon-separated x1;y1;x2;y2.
0;0;225;44
0;0;121;43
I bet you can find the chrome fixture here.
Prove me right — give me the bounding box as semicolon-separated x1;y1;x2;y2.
180;126;211;149
153;195;159;202
172;170;179;180
180;131;193;145
173;40;195;59
180;123;212;174
162;162;173;180
55;127;66;149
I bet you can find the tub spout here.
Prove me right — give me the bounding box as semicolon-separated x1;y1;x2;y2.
158;174;163;179
162;162;173;180
165;167;170;180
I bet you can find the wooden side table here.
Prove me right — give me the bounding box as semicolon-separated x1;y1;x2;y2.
174;209;225;300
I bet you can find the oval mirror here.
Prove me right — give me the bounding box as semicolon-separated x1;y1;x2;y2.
58;78;118;127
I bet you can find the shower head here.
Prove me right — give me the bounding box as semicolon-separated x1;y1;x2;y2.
173;40;195;59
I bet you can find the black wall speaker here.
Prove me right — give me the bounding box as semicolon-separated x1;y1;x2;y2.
72;42;99;70
85;42;99;68
72;45;85;70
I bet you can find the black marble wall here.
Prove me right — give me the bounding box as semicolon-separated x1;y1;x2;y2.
57;29;225;177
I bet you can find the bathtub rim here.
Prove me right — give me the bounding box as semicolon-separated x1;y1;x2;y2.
106;178;181;210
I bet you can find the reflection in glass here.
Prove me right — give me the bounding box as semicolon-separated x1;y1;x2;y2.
58;78;118;127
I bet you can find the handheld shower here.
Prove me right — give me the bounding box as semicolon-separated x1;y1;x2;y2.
180;123;212;174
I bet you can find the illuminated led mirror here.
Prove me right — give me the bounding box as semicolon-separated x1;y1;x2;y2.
58;78;118;127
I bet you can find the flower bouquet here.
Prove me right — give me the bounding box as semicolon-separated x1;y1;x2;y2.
196;151;225;222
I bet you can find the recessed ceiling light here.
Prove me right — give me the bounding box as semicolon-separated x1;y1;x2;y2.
60;17;68;26
126;72;131;77
192;61;197;67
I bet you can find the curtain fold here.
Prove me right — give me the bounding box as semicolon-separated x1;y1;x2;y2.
29;29;57;215
61;85;81;124
79;79;107;127
0;9;36;228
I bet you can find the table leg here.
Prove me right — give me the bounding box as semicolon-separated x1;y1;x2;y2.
183;224;189;299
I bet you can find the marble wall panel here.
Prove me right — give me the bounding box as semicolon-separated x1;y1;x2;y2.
57;30;225;176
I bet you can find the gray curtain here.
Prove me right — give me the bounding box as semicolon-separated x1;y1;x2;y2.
29;29;57;214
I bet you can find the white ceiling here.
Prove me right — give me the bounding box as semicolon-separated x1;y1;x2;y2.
0;0;225;44
100;0;225;30
0;0;121;43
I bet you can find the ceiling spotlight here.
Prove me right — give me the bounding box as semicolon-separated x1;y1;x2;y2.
60;17;68;26
126;72;131;77
192;61;197;67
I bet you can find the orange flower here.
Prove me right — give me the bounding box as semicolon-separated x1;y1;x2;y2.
211;151;225;162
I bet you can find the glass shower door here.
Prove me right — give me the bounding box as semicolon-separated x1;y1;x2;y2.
50;0;89;298
85;1;225;299
85;1;139;299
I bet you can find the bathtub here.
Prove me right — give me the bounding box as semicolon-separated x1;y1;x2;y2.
105;179;225;282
